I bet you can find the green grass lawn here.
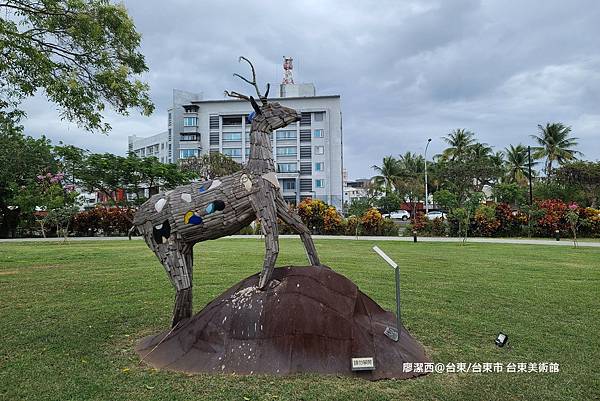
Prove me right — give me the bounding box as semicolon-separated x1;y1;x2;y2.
1;238;598;401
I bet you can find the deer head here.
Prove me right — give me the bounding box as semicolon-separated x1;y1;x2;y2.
225;56;301;132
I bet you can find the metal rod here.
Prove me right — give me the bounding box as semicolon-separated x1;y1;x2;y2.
372;246;401;333
395;264;402;331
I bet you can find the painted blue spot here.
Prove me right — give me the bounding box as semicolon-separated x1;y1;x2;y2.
247;111;256;123
189;214;203;225
205;200;226;215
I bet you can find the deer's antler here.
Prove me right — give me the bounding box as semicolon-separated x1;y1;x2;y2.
229;56;269;104
224;90;250;101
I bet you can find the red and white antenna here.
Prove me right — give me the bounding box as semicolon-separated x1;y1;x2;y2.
282;56;294;84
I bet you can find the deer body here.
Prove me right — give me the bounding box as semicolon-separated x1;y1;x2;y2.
134;67;321;326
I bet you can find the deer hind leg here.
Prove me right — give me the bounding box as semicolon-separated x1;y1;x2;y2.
252;192;280;289
275;196;320;267
142;224;193;327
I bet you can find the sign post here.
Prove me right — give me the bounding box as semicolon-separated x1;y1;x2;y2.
372;246;401;341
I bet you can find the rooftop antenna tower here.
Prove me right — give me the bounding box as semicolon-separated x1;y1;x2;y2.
282;56;294;84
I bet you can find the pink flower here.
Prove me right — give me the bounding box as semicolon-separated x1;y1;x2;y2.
36;175;44;180
568;203;578;210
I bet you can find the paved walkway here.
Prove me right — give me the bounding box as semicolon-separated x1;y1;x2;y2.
1;235;599;247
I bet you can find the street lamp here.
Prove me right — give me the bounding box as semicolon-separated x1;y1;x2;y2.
424;138;432;215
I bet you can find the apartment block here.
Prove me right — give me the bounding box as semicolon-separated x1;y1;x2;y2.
128;84;343;209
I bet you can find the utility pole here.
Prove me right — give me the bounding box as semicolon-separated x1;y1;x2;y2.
424;138;432;214
528;146;533;206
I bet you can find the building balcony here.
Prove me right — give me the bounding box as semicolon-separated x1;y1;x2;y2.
182;125;200;133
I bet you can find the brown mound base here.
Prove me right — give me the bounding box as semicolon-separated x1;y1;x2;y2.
135;265;430;380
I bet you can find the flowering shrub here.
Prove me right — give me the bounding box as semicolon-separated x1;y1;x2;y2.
71;207;134;236
361;208;383;235
473;205;501;237
580;207;600;237
323;206;343;234
535;199;569;236
297;198;329;234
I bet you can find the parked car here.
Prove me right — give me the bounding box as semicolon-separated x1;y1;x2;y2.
425;211;447;220
383;210;410;221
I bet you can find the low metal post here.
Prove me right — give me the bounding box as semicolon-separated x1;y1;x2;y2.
555;229;560;241
413;230;417;243
394;262;401;330
372;246;401;341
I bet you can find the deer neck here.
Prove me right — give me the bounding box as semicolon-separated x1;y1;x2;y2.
246;127;275;175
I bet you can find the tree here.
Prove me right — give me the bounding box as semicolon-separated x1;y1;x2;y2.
394;152;425;219
433;189;458;213
0;0;153;132
0;129;57;236
504;144;535;185
53;143;87;187
79;153;191;205
435;153;502;206
347;198;372;218
376;192;402;214
178;153;241;181
371;156;401;196
531;123;581;176
492;182;527;207
555;161;600;207
440;129;476;161
78;152;127;204
452;192;485;243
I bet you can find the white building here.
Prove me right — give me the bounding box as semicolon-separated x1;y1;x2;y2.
129;84;344;209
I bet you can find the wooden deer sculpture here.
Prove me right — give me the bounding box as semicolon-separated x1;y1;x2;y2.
133;57;321;327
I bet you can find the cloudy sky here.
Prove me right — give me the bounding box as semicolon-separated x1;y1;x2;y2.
21;0;600;179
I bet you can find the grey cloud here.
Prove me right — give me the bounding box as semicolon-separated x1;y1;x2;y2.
18;0;600;180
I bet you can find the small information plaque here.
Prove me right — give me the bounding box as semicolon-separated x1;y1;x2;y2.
351;357;375;371
384;326;399;342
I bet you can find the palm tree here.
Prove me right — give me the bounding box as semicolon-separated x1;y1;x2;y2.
395;152;425;219
504;144;535;185
397;151;425;175
470;142;493;159
531;123;581;176
372;156;401;195
441;129;476;161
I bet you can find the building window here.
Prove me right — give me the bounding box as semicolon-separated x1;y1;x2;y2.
313;112;324;122
222;115;242;126
245;147;250;156
315;179;325;188
223;148;242;157
314;129;324;138
281;179;296;190
184;105;199;113
184;117;198;127
168;112;172;126
314;146;324;155
277;163;297;173
222;132;242;142
315;162;324;171
181;134;199;141
161;143;165;150
276;130;296;140
276;146;297;156
179;149;198;159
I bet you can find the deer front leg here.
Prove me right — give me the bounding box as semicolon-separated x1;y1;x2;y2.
252;192;280;289
168;242;193;327
275;196;320;266
146;231;194;327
